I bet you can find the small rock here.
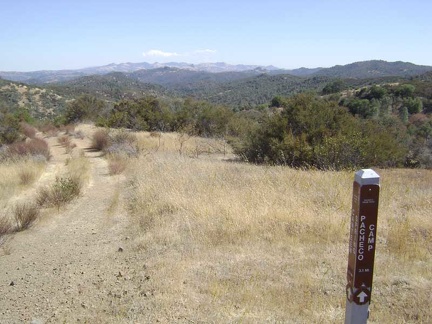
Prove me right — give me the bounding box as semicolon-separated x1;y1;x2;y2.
118;247;124;252
9;281;15;286
140;291;150;297
30;319;44;324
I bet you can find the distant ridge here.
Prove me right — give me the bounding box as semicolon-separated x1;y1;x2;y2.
314;60;432;78
1;60;431;84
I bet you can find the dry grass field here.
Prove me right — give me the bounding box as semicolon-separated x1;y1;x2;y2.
121;131;431;323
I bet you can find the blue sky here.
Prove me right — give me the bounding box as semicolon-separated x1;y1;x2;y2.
1;0;431;71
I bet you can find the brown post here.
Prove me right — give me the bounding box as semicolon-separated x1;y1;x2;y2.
345;169;380;324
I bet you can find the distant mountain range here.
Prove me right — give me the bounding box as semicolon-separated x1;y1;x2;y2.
0;62;285;84
1;60;431;85
1;60;432;85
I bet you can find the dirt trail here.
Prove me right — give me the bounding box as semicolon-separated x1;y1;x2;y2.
0;126;146;323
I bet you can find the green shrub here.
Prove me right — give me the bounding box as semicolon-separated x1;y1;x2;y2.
37;176;81;210
235;93;408;169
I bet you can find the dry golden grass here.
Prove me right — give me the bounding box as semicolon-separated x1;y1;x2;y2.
0;159;46;204
64;153;91;184
120;133;431;323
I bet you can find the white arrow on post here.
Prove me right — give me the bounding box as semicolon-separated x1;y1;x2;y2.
357;291;368;303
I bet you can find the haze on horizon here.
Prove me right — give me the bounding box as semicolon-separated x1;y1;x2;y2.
1;0;431;72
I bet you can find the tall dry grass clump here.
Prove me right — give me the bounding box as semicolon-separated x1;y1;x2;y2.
13;202;40;231
122;148;431;323
0;158;46;237
0;159;46;203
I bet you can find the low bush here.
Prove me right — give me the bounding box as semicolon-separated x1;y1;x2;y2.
6;138;51;160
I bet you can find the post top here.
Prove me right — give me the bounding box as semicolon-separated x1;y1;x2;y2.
355;169;380;186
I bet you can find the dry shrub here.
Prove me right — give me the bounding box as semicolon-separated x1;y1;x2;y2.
35;186;50;207
13;202;39;231
7;138;50;160
19;122;37;138
91;129;110;151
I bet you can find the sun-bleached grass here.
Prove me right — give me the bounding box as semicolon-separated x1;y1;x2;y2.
122;144;431;323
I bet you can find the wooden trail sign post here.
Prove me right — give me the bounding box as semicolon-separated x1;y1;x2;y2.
345;169;380;324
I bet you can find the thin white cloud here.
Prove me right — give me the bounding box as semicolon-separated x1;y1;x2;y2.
142;50;180;58
142;49;217;59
